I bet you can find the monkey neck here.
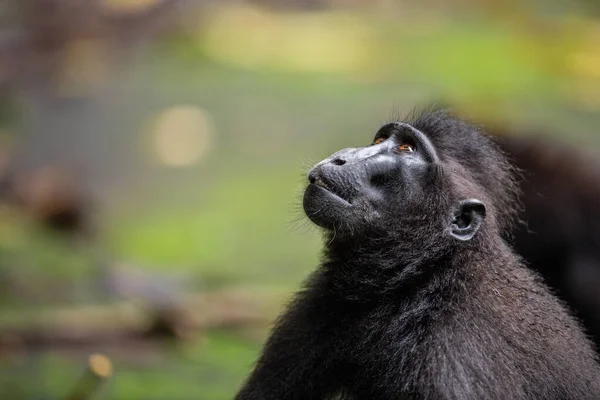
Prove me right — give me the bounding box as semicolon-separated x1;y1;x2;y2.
320;229;510;301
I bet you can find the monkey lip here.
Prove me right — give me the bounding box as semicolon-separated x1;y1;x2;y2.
308;176;352;206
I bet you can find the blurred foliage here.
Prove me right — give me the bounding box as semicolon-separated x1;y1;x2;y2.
110;166;321;286
0;331;260;400
168;4;600;113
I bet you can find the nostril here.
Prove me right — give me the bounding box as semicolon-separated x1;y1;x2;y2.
331;158;346;166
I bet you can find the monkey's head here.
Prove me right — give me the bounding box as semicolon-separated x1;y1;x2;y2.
303;110;519;246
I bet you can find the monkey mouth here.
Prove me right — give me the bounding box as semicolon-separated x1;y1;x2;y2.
313;177;330;190
308;175;352;206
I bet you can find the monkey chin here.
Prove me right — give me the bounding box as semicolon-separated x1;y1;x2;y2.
303;183;353;230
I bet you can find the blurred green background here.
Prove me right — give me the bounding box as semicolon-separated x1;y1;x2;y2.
2;0;600;399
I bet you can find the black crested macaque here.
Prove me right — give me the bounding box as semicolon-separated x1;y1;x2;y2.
235;110;600;400
496;134;600;353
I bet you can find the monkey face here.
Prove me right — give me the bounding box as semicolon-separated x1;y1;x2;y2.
303;123;434;232
303;120;489;242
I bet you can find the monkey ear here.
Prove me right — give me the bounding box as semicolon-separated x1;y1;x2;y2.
450;199;486;241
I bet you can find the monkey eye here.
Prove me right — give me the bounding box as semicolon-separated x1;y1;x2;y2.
373;137;387;145
396;143;415;153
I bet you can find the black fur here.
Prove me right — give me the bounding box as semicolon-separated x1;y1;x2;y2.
235;110;600;400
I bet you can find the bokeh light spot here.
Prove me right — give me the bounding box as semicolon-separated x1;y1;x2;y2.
151;105;214;167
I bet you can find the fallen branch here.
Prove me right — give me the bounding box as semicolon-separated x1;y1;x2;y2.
0;287;287;353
